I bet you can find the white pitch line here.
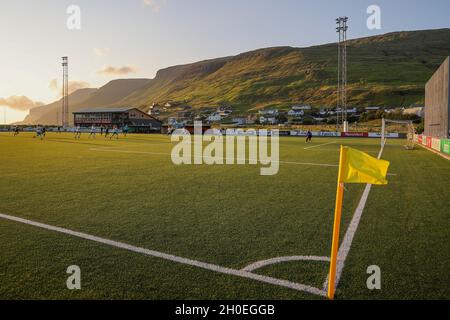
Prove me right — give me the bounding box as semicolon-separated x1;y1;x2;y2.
90;148;338;168
90;148;397;175
322;142;387;292
0;212;326;297
242;256;330;272
304;141;337;150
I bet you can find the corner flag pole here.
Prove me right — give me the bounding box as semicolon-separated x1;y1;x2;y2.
327;145;346;300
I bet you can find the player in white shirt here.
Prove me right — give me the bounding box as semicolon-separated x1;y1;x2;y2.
89;125;96;139
74;126;82;139
110;125;119;140
34;126;43;140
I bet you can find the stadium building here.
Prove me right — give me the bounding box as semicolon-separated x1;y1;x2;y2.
73;107;162;133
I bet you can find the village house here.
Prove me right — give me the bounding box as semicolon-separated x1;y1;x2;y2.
177;110;192;122
288;109;305;117
232;117;247;125
217;106;233;117
207;113;222;122
260;116;278;125
246;114;258;124
291;104;312;111
259;109;279;116
148;104;161;116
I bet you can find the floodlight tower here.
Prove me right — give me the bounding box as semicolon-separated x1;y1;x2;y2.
62;56;69;128
336;18;341;131
336;17;349;132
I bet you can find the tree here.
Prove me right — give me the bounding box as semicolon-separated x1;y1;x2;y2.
302;117;314;125
276;114;288;124
416;121;424;134
327;118;337;125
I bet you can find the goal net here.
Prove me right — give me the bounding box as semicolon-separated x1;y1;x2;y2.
381;118;415;150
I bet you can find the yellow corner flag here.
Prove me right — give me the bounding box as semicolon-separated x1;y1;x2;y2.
340;147;390;185
327;146;390;300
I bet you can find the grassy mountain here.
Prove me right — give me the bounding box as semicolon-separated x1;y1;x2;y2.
76;79;152;108
119;28;450;114
23;79;151;125
23;88;98;125
23;28;450;124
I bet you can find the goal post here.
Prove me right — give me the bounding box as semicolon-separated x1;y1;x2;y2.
382;118;415;150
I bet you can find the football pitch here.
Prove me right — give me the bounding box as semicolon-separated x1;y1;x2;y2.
0;132;448;300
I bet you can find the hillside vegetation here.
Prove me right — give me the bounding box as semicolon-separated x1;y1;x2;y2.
23;29;450;124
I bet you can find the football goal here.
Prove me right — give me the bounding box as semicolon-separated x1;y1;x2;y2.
382;118;415;150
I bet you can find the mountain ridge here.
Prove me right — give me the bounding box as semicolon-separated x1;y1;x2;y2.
22;28;450;124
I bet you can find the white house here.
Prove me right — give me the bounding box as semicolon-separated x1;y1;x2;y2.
148;106;160;116
288;109;304;117
291;105;311;111
218;110;232;117
260;116;278;124
207;113;222;122
217;106;233;117
259;109;279;116
232;118;246;125
403;107;424;117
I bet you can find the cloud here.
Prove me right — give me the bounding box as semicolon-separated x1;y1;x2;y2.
0;96;45;111
96;65;138;76
49;79;91;96
94;47;110;57
143;0;167;13
49;78;59;92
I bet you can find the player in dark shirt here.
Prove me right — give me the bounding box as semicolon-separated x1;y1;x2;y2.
306;130;312;143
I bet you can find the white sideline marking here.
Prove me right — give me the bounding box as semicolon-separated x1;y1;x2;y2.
90;148;338;168
304;141;337;150
322;143;387;292
90;148;397;175
242;256;330;272
0;212;326;297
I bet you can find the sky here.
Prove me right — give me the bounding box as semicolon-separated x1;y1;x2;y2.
1;0;449;123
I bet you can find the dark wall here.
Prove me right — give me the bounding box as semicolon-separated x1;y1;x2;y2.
425;57;450;138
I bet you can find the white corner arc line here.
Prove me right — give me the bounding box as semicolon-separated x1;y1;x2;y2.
304;141;337;150
0;212;326;297
242;256;330;272
322;142;387;292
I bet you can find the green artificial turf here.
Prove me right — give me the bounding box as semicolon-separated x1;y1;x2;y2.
0;132;448;299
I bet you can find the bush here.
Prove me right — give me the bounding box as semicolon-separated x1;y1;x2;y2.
416;121;424;134
327;118;337;125
302;118;314;125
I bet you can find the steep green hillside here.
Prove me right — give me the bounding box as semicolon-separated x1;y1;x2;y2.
22;29;450;124
120;28;450;113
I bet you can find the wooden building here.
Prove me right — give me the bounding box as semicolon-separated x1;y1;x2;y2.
73;107;162;133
